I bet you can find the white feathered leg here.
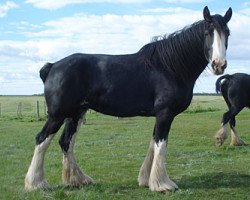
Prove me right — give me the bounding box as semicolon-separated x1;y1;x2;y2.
138;139;154;187
230;127;246;146
62;118;93;186
215;124;227;146
25;134;54;191
148;140;178;192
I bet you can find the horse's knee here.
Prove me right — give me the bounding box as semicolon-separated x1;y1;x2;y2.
59;117;83;152
36;117;64;145
221;111;231;125
229;118;236;128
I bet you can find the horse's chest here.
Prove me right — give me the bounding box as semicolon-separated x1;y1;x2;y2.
155;87;193;114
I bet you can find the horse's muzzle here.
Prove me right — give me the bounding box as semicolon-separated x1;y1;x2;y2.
212;60;227;75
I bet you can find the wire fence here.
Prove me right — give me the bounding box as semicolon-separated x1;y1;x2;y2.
0;96;93;122
0;96;47;120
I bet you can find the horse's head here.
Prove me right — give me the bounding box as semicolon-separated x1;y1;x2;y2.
203;6;232;75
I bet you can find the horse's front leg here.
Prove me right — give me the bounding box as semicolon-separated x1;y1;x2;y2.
59;115;93;187
229;117;246;146
138;109;178;192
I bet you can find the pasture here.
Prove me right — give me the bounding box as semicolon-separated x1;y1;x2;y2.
0;95;249;199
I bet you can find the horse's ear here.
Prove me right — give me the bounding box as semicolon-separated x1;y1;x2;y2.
224;7;232;23
203;6;212;22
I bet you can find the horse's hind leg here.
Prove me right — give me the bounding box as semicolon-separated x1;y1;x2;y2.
229;116;246;146
215;91;232;146
59;112;93;187
138;138;154;187
230;127;246;146
25;116;64;191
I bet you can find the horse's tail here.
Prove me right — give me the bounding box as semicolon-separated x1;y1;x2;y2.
215;74;231;93
40;62;53;83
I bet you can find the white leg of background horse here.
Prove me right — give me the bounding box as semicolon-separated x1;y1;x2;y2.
62;118;93;186
230;127;246;146
138;139;154;186
148;140;178;192
215;124;227;146
25;134;54;191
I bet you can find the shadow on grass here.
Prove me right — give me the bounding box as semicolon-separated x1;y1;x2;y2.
37;172;249;196
46;182;139;194
179;172;250;189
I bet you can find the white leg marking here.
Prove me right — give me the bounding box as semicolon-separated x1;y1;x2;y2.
138;139;154;187
230;127;246;146
215;124;227;146
25;134;54;191
148;140;178;192
62;118;93;186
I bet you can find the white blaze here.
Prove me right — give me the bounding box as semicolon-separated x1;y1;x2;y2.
211;29;226;66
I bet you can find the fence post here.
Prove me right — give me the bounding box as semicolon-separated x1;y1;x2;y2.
0;103;1;117
37;101;40;118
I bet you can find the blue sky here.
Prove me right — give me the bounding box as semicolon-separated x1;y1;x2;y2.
1;0;250;94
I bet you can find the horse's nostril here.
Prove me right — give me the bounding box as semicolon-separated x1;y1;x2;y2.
212;60;216;69
221;61;227;70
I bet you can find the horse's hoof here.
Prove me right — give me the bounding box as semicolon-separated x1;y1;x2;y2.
25;179;50;192
149;178;178;192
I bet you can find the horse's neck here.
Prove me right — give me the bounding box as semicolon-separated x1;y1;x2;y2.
168;23;208;82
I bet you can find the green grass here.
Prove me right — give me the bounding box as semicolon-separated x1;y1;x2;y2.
0;96;249;199
0;96;46;120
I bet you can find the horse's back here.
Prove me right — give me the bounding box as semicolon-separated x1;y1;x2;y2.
42;53;157;117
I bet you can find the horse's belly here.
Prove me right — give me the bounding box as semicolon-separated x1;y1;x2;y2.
88;95;154;117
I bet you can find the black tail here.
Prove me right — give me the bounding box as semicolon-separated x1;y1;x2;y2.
215;74;231;93
40;63;53;83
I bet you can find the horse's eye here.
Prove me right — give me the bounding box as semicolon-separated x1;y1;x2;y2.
209;27;214;34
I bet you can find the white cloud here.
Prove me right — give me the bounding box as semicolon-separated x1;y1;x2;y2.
2;9;250;63
22;11;201;56
141;7;197;13
242;2;250;8
0;60;44;95
226;13;250;60
163;0;206;3
0;12;204;96
238;8;250;16
25;0;151;10
0;8;203;94
1;7;250;94
0;1;18;17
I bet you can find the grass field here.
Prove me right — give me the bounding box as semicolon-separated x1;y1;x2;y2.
0;96;249;200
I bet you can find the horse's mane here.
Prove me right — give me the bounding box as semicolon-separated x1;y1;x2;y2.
139;20;207;82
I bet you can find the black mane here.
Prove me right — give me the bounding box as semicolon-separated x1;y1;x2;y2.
139;20;207;82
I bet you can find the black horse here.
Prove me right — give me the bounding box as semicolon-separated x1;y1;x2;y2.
25;6;232;192
215;73;248;146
